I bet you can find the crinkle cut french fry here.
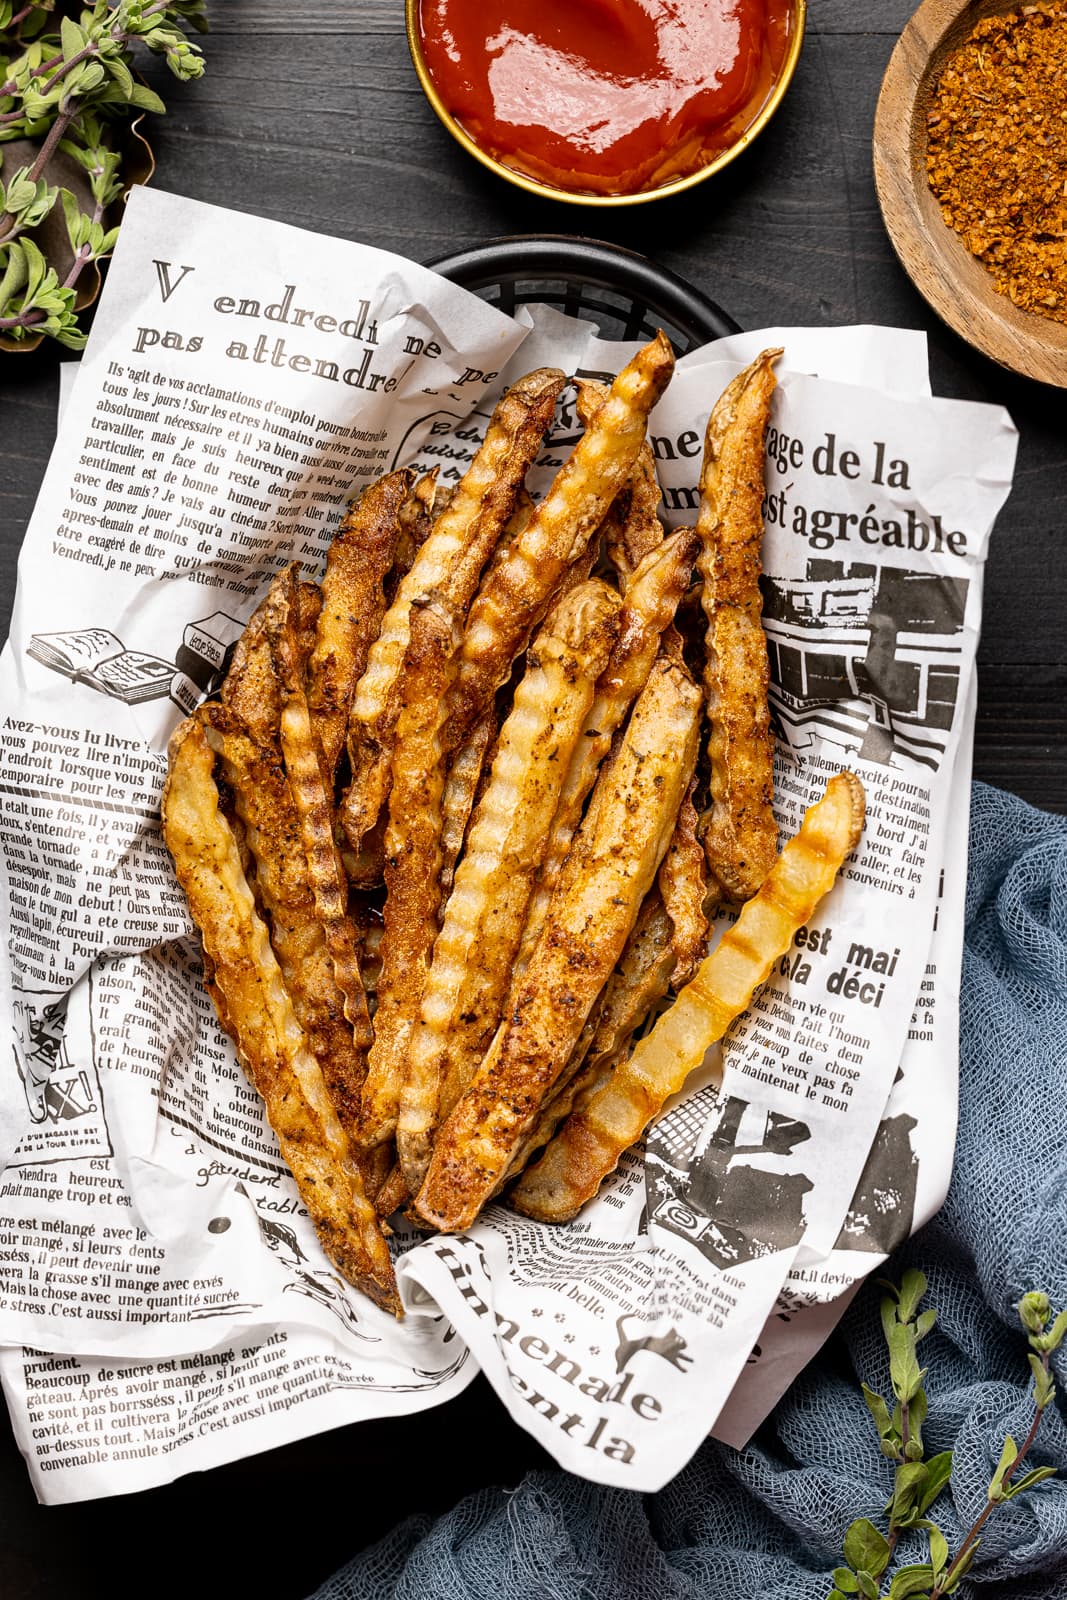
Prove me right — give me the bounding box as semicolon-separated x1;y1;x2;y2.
575;378;665;591
358;594;460;1148
507;891;677;1185
397;579;621;1194
267;567;374;1057
510;528;699;990
657;779;709;988
446;331;676;750
439;708;496;898
204;705;369;1142
161;717;398;1313
696;347;783;904
414;654;702;1233
389;469;439;597
306;468;412;782
510;771;866;1223
340;367;565;857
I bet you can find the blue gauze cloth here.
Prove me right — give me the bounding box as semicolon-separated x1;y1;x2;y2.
311;781;1067;1600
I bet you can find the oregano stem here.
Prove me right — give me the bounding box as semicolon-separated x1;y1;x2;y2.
929;1354;1050;1600
0;96;76;242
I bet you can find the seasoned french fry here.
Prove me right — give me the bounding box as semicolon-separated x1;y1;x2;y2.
510;528;699;988
340;367;565;856
439;707;497;898
396;580;621;1193
358;594;459;1148
657;779;709;987
221;592;281;747
389;469;438;596
414;654;701;1233
306;469;412;782
575;378;664;589
161;717;398;1313
511;771;866;1223
267;568;374;1058
446;331;676;749
203;705;368;1140
696;347;782;903
589;890;677;1065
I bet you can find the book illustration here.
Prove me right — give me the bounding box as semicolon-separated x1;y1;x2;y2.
762;561;969;774
27;612;243;711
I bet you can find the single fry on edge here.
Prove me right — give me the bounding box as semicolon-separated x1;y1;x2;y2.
696;346;783;904
414;653;701;1233
396;579;621;1194
657;778;709;988
306;468;412;782
340;367;565;856
510;771;866;1224
161;717;398;1313
446;331;676;750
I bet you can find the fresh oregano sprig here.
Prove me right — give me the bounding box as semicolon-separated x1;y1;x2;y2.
0;1;207;346
827;1274;1062;1600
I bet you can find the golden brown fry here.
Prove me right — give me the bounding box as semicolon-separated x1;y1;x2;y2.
267;568;374;1059
414;654;701;1233
575;378;664;590
306;469;411;782
589;890;676;1065
511;528;699;988
162;717;398;1313
696;347;782;903
397;580;621;1194
439;707;497;898
389;469;439;596
340;368;565;856
375;1162;410;1219
446;331;676;748
358;595;460;1148
221;591;281;747
511;771;866;1223
657;779;709;987
203;705;368;1141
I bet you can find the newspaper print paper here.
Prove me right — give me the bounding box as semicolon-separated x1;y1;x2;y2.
0;189;1015;1498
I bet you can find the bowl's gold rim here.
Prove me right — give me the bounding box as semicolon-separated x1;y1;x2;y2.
405;0;808;208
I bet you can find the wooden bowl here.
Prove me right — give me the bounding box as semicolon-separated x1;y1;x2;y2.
874;0;1067;388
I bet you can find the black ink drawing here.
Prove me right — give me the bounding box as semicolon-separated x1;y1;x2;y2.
647;1087;814;1269
762;561;969;773
26;610;243;710
613;1314;692;1374
835;1112;919;1255
12;991;66;1123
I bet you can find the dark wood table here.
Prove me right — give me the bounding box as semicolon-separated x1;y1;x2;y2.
0;4;1064;1596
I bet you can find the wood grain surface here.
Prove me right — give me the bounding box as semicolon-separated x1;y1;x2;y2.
875;0;1067;388
0;2;1064;1596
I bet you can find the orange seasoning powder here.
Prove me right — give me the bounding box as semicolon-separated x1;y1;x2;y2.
926;3;1067;323
418;0;797;197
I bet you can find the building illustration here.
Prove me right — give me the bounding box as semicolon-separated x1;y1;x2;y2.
762;561;969;772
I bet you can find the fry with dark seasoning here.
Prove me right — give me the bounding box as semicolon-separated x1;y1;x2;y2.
696;346;782;906
162;716;398;1314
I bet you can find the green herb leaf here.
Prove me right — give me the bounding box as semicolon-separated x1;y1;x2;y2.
915;1308;937;1342
1019;1292;1050;1336
942;1538;980;1593
918;1450;954;1514
887;1565;935;1599
861;1383;894;1441
831;1571;860;1594
856;1573;879;1600
898;1270;927;1324
1002;1466;1057;1501
1028;1353;1056;1410
928;1524;949;1579
988;1434;1018;1502
843;1520;890;1581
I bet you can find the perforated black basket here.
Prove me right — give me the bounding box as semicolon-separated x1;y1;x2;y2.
429;235;740;354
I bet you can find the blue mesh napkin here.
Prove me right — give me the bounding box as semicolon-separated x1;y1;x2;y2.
310;781;1067;1600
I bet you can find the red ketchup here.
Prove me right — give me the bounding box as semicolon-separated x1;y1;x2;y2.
417;0;796;197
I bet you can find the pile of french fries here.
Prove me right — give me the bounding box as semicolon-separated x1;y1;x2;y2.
161;333;865;1316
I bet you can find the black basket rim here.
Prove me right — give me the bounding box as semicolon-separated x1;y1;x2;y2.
427;234;741;349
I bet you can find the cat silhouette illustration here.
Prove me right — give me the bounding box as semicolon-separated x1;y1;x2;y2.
614;1313;693;1374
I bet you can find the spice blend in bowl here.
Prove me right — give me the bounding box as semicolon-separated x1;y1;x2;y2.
926;3;1067;324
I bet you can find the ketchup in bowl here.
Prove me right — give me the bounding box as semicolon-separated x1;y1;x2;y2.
416;0;799;198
